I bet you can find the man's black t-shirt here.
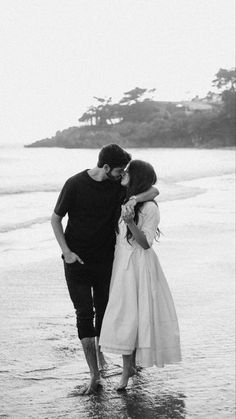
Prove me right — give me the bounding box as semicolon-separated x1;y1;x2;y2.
54;170;124;263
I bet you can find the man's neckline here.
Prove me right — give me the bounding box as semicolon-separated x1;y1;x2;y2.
86;169;106;183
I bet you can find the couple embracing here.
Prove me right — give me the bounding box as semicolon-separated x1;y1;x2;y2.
51;144;181;394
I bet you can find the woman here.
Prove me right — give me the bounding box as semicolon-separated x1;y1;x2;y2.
99;160;181;390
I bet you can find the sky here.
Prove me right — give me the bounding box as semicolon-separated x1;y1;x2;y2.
0;0;235;145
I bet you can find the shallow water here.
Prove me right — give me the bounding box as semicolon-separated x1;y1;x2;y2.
0;147;235;418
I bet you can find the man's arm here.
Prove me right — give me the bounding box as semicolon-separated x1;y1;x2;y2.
51;212;84;264
125;186;159;211
135;185;159;203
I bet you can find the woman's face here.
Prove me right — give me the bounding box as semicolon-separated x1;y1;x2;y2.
121;169;130;187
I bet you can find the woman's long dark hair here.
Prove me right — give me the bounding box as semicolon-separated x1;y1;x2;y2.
116;160;160;243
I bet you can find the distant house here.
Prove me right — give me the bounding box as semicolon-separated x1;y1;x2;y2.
176;95;220;115
202;92;223;104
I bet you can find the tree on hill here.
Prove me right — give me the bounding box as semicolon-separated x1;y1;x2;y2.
212;68;236;138
78;97;115;126
78;87;158;126
119;87;147;105
212;68;235;117
212;68;236;91
75;69;235;148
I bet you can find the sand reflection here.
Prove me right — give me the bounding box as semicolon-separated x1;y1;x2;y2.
83;372;186;419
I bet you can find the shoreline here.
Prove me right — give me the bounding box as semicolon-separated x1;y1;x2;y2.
24;143;236;150
1;142;236;150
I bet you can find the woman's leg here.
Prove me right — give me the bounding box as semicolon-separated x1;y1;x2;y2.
95;336;107;370
132;349;143;372
131;349;136;369
92;261;113;370
117;354;136;390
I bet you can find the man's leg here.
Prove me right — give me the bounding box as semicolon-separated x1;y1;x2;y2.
80;337;101;394
63;261;101;394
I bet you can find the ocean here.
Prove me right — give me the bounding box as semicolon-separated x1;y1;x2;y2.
0;145;234;269
0;145;235;418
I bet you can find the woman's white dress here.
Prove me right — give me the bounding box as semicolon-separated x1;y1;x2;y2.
99;202;181;368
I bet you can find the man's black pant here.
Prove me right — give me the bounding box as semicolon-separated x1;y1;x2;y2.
63;258;113;340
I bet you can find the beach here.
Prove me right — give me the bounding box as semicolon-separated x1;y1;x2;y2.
0;147;235;418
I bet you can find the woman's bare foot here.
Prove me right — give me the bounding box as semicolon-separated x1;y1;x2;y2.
97;350;108;371
95;338;108;371
116;367;136;391
131;349;136;370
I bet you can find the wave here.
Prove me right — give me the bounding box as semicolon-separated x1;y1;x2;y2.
0;182;207;235
25;367;57;373
0;187;60;196
1;173;232;234
0;169;234;198
0;216;50;233
0;177;204;198
0;187;205;235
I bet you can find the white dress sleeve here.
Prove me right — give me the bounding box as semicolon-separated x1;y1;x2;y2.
139;202;160;247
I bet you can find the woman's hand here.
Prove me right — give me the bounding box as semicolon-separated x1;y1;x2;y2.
124;196;137;213
121;205;134;224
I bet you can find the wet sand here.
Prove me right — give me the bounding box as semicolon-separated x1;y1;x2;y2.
0;174;235;418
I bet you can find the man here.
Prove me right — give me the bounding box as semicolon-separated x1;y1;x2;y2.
51;144;158;394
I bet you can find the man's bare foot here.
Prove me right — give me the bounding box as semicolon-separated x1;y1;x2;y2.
116;367;136;391
77;375;102;395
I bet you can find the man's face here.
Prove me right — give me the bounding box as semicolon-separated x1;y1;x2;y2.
106;166;126;182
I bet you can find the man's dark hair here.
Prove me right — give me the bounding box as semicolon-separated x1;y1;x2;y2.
97;144;131;169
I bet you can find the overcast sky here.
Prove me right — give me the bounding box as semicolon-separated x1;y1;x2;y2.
0;0;235;145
